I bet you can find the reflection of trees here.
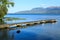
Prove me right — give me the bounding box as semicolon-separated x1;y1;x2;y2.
0;30;9;40
0;29;14;40
0;29;21;40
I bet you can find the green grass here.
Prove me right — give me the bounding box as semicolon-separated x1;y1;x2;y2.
4;17;26;21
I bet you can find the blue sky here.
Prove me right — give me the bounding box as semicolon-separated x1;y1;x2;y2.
8;0;60;13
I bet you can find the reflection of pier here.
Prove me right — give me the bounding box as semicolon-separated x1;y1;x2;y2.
0;19;57;29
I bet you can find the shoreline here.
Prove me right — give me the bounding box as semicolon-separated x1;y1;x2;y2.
0;19;57;29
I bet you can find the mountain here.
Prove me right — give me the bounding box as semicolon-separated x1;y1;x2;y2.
16;6;60;14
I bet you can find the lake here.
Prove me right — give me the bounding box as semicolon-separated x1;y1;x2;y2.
0;14;60;40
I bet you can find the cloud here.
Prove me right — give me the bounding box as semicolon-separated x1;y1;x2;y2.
40;4;49;8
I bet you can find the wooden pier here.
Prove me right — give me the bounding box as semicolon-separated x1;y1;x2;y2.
0;19;57;29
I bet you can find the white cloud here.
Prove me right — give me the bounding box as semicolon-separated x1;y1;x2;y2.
40;4;49;8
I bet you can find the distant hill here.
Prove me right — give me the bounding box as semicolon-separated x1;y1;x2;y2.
16;6;60;14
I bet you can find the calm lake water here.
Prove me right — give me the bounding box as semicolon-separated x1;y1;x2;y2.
0;14;60;40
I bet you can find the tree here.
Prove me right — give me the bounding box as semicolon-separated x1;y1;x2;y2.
0;0;14;19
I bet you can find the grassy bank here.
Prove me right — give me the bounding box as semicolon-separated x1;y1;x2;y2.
3;17;26;21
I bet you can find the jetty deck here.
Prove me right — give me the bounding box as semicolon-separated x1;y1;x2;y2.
0;19;57;29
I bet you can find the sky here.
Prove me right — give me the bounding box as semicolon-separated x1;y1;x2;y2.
8;0;60;13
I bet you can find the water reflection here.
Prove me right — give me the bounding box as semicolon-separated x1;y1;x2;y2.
0;23;60;40
0;29;21;40
16;30;21;33
0;29;10;40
